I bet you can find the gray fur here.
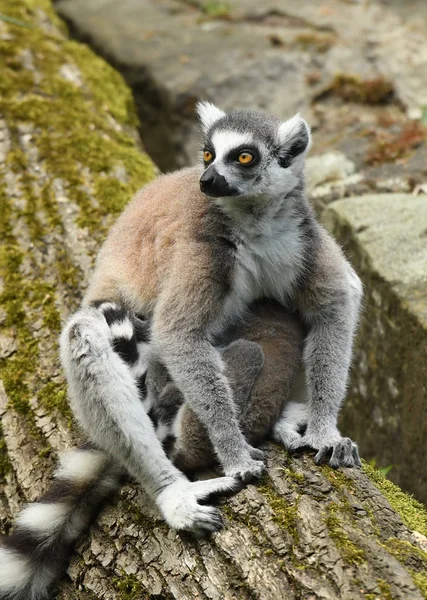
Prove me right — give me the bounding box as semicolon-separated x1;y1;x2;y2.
195;102;363;468
60;307;241;533
154;339;265;472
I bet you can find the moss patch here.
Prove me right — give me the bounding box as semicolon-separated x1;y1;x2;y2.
363;461;427;537
258;476;300;541
325;501;366;566
0;0;155;427
294;32;336;53
113;573;148;600
366;121;425;165
328;74;394;105
376;579;394;600
0;423;12;482
38;380;73;424
382;538;427;598
0;0;155;232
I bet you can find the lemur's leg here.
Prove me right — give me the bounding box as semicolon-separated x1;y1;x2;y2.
60;305;242;534
272;401;308;449
291;264;363;468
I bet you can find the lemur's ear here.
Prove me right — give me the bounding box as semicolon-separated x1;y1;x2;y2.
276;114;311;168
196;101;226;135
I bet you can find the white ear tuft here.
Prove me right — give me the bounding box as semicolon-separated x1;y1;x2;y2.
276;114;312;166
196;101;226;134
278;114;311;147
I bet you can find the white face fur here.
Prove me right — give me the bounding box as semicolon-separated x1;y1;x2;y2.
197;102;312;201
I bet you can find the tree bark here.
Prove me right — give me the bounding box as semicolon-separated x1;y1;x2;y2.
1;2;427;599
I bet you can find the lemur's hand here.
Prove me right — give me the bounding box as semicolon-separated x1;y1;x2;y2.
156;476;243;536
288;427;361;469
222;443;266;483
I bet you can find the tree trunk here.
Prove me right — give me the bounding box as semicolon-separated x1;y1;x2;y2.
1;2;427;599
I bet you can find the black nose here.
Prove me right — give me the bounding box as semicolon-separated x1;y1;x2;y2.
200;170;215;189
199;167;239;198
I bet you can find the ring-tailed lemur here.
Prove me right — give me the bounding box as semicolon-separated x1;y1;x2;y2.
78;102;362;477
0;299;303;600
0;103;363;599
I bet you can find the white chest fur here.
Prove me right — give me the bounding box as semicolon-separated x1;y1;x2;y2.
218;215;305;333
235;225;303;304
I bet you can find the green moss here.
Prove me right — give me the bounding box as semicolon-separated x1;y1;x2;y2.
324;501;366;566
199;2;231;18
0;0;155;429
258;477;300;541
329;74;394;104
113;573;148;600
38;381;73;423
363;461;427;537
412;572;427;598
0;190;39;415
376;579;394;600
282;465;305;485
294;32;335;53
382;538;427;598
321;463;356;493
0;423;12;482
0;0;155;235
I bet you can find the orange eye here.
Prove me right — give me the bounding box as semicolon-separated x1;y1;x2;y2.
238;152;254;165
203;150;213;162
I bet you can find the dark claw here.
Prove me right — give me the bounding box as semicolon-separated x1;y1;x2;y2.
314;446;332;465
352;445;362;467
289;444;313;456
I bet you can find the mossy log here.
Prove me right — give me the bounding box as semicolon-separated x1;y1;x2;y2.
1;2;427;599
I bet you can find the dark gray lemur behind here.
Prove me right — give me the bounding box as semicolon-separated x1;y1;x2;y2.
166;300;306;473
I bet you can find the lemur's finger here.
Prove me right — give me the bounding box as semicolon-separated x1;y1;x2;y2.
193;476;244;504
192;506;224;530
329;438;354;469
314;446;330;465
352;444;362;467
247;445;265;462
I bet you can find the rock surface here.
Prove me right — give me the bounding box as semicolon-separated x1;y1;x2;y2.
323;194;427;503
55;0;427;198
2;2;427;599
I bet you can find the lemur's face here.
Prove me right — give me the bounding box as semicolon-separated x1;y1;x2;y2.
197;102;311;200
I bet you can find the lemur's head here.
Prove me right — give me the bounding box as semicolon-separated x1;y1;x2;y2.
196;102;311;200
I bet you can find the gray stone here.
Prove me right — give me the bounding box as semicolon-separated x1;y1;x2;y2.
323;193;427;502
56;0;427;185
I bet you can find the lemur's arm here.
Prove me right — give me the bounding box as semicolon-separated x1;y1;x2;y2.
291;228;363;466
153;339;264;472
150;250;265;482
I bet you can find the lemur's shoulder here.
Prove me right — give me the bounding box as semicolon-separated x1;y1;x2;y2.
84;166;234;311
296;223;360;314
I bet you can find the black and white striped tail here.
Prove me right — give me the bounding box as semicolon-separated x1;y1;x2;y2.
0;302;150;600
92;300;151;398
0;448;122;600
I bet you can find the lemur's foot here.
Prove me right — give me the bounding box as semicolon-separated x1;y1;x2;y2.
157;476;242;535
288;431;361;469
315;437;361;468
224;448;266;483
